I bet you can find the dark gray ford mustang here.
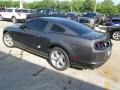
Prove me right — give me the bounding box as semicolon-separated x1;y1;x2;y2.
3;17;112;71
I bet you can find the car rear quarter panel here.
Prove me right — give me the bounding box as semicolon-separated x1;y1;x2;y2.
44;32;93;63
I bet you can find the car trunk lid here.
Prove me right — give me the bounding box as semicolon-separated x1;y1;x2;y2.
80;31;106;40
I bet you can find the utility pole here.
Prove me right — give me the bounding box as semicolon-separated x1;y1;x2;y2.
94;0;96;12
70;0;73;12
56;0;59;8
11;0;13;7
19;0;23;9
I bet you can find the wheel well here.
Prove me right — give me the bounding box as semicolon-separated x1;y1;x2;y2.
11;16;16;19
112;30;120;32
3;31;8;34
111;30;120;34
49;45;68;53
49;45;71;63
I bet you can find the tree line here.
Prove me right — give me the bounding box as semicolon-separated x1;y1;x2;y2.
0;0;120;15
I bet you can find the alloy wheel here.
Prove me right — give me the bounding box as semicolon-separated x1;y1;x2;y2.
50;50;66;69
3;33;14;47
112;31;120;40
12;17;17;23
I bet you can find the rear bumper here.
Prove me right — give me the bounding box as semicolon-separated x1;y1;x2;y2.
70;47;112;69
71;57;108;69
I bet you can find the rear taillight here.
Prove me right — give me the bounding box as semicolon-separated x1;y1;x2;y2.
94;40;111;50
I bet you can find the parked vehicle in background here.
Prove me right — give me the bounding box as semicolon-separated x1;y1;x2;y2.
106;18;120;26
106;26;120;40
3;17;112;71
27;8;63;19
0;7;5;12
65;12;79;21
110;14;120;18
99;14;106;25
0;8;29;23
27;8;79;21
37;8;60;15
79;12;102;28
28;9;37;13
111;18;120;26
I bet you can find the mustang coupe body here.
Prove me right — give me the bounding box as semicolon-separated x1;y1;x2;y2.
3;17;112;70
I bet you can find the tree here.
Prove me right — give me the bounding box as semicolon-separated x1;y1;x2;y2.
56;1;71;12
82;0;95;12
97;0;119;15
72;0;83;13
117;3;120;13
0;0;120;15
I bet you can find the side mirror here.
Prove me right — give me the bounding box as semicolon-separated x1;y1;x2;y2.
20;24;31;30
20;25;25;29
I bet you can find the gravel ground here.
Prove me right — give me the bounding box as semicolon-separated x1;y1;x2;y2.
0;21;120;90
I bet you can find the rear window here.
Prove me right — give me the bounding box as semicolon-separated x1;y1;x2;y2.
50;24;65;33
15;9;28;13
60;20;93;35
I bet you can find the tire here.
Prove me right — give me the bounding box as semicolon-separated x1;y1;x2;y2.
112;31;120;41
0;15;3;21
11;17;17;23
49;47;70;71
3;32;14;48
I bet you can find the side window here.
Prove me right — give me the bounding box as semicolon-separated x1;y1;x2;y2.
50;24;65;33
25;19;48;31
6;9;13;12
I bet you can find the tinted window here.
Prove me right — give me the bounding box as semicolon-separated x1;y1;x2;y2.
37;9;47;15
49;10;59;15
15;9;28;13
6;9;13;12
50;24;65;33
25;19;48;31
60;20;93;35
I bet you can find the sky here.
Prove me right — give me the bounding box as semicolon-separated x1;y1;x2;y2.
97;0;120;4
1;0;120;4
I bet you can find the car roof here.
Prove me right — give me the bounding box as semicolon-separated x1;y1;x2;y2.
30;17;94;35
39;17;73;24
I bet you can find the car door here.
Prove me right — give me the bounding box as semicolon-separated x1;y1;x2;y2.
13;20;37;49
14;19;48;55
26;19;48;52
